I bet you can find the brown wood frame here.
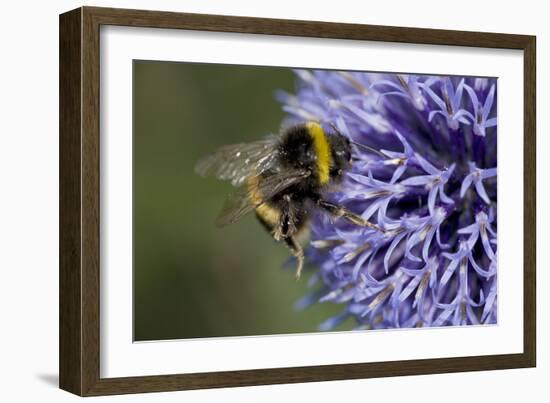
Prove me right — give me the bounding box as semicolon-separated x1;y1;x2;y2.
59;6;536;396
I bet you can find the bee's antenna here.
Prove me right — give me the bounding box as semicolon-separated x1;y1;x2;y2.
326;121;345;137
325;121;385;158
349;140;386;158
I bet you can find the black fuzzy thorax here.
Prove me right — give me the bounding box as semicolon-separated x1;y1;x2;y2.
277;125;322;201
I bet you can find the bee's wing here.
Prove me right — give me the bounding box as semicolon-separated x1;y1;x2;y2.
195;135;279;187
215;169;310;227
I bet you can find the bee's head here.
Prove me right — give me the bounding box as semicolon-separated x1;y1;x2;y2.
325;123;384;177
328;132;353;177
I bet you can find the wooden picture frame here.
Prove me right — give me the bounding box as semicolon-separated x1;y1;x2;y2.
59;6;536;396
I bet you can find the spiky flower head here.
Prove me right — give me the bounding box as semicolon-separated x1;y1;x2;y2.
277;70;497;330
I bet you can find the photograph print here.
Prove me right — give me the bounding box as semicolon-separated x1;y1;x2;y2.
133;61;497;341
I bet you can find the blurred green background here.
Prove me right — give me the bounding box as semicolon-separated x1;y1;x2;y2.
133;61;346;341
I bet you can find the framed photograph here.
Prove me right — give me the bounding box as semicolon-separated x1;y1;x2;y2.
59;6;536;396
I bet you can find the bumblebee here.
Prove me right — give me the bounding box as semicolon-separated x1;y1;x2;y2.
195;121;383;279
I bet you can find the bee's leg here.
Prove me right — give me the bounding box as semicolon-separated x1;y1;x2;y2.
283;236;304;280
317;199;384;232
274;194;297;241
274;196;304;278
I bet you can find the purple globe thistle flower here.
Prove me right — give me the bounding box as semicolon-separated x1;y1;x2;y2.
277;70;497;330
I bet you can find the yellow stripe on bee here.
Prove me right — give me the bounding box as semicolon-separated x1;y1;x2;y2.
306;122;332;184
247;175;280;226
